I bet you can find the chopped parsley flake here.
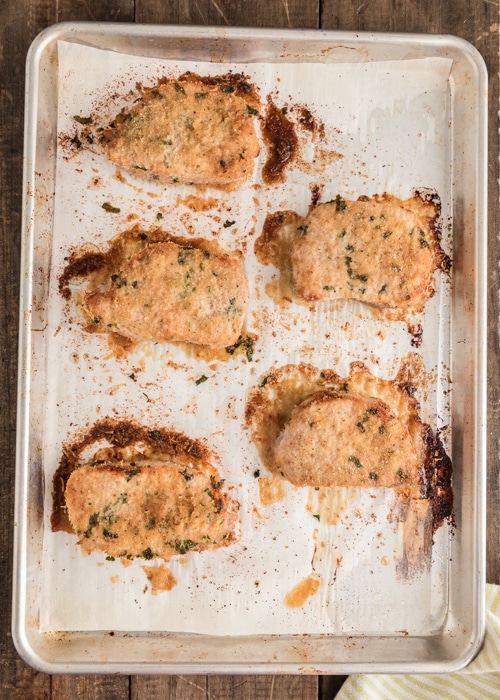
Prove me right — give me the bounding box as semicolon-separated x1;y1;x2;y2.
169;539;197;555
73;115;92;125
348;455;363;469
102;202;120;214
335;194;347;212
225;335;254;362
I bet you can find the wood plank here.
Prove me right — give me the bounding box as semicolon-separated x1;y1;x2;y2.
215;674;318;699
56;0;134;22
136;0;319;28
133;674;319;699
131;675;207;699
51;675;129;699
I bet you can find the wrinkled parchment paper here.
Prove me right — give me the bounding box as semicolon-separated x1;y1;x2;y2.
40;40;452;634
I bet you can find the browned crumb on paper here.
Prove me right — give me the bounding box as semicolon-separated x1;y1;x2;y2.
292;104;325;137
284;576;321;608
245;359;453;534
175;194;219;212
142;562;178;594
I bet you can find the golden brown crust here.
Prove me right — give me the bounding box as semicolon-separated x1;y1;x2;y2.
99;76;260;189
65;461;238;561
273;390;419;488
291;193;441;312
83;240;249;347
245;362;437;502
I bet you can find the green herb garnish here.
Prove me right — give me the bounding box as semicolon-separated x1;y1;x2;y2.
84;513;99;538
225;335;254;362
73;115;92;125
169;539;197;555
102;202;120;214
335;194;347;212
103;528;119;539
348;456;363;469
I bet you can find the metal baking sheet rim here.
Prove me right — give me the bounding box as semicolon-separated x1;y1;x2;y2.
12;22;488;674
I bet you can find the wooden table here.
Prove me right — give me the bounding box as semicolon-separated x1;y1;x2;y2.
1;1;498;697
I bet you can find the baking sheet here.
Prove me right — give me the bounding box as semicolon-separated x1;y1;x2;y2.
40;40;452;635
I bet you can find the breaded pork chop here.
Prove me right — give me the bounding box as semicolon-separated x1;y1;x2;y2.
100;77;260;188
84;241;249;347
273;390;420;488
65;461;237;561
291;194;440;311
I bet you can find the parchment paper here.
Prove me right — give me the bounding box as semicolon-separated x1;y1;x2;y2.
40;40;453;634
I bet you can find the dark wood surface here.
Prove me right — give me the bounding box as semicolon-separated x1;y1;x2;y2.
1;0;498;697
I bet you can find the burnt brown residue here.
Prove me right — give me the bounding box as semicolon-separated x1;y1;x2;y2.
59;118;96;159
413;188;452;274
262;97;298;185
255;209;303;268
419;423;435;500
51;418;209;533
254;210;303;304
408;323;423;348
429;431;454;533
293;105;324;139
58;251;108;299
255;211;288;267
297;106;316;133
310;183;323;207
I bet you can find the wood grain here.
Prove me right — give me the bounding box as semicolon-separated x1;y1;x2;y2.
136;0;319;27
1;0;498;698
